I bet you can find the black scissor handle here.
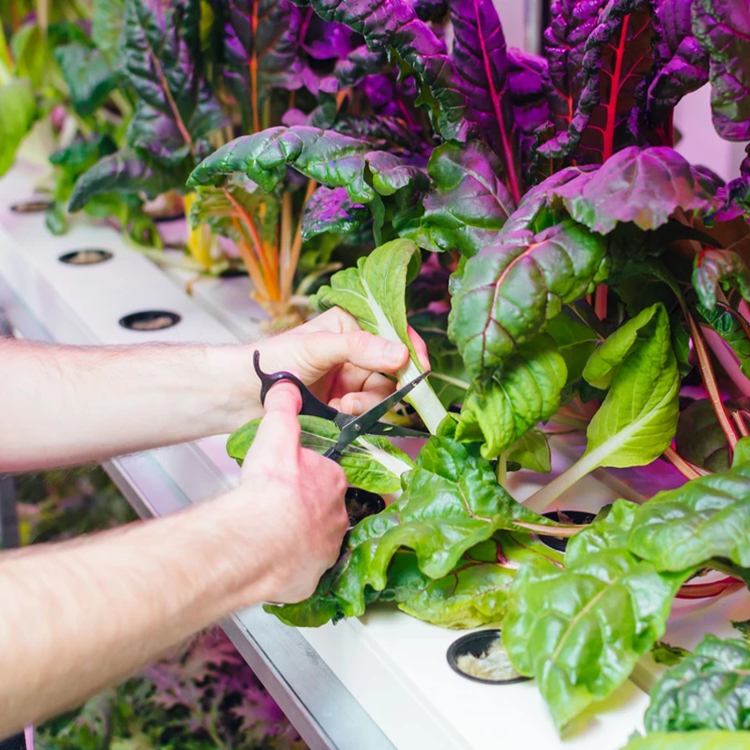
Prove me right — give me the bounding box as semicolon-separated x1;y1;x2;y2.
253;350;338;421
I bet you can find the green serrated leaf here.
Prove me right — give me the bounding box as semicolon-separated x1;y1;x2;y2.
651;641;689;667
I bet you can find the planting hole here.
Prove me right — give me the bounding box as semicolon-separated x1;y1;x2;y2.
537;510;597;553
447;630;530;685
219;266;247;279
119;310;181;332
10;200;53;213
59;249;113;266
345;487;385;528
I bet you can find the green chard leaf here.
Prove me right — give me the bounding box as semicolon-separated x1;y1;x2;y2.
581;303;680;467
455;335;567;460
735;437;750;468
524;305;680;514
621;731;750;750
0;78;36;177
314;239;448;434
645;634;750;732
732;619;750;640
266;434;555;625
54;42;116;117
399;140;515;257
449;219;609;382
503;499;690;730
547;147;719;235
652;641;689;667
545;309;602;387
629;462;750;571
69;150;185;212
693;249;750;310
675;399;730;473
227;415;413;494
506;428;551;474
695;302;750;380
92;0;126;66
381;532;561;629
408;311;469;409
188;126;428;205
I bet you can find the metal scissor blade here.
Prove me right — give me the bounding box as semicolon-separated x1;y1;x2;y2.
363;422;430;438
334;370;430;451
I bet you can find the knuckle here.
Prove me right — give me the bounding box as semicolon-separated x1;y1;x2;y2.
350;330;373;354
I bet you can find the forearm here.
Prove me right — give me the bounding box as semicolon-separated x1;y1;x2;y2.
0;490;265;737
0;338;261;471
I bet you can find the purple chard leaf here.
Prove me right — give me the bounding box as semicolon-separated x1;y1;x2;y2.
645;0;709;122
448;0;523;203
539;0;659;165
692;0;750;142
291;0;470;142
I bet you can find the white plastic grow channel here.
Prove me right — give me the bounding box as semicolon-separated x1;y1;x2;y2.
1;161;749;750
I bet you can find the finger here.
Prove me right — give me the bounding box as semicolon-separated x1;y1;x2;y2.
246;382;302;463
339;383;395;415
302;330;409;375
326;363;383;399
302;307;361;334
407;325;431;371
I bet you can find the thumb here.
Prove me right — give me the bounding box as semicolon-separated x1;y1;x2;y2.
303;330;409;374
245;382;302;466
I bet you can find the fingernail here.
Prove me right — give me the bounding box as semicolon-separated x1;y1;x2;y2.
351;397;363;414
385;341;406;364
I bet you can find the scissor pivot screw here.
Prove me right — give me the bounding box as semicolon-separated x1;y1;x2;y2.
354;424;361;432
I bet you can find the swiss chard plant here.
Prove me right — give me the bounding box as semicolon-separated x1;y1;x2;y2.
217;0;750;742
33;0;430;324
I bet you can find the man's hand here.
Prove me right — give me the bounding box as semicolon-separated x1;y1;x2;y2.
226;381;349;603
219;307;430;431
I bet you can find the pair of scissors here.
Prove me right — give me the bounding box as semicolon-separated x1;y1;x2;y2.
253;350;430;461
